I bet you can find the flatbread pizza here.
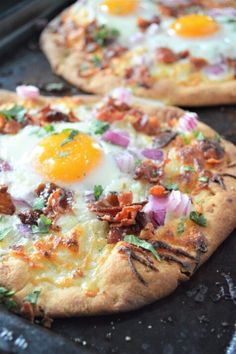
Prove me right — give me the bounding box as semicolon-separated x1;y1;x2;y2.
0;86;236;319
41;0;236;106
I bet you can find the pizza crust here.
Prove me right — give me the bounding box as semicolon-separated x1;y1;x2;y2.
0;91;236;317
40;9;236;107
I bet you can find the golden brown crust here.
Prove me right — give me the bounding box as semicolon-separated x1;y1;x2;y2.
0;91;236;317
40;7;236;107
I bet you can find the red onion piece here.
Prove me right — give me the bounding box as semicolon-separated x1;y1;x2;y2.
0;159;12;172
111;87;133;105
13;198;31;209
115;152;135;173
102;130;130;147
178;112;198;133
84;190;95;203
143;195;169;226
16;224;31;235
203;63;227;76
16;85;40;99
167;190;191;217
207;8;236;18
142;148;163;161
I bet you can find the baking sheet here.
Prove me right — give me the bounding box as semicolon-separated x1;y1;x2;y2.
0;23;236;354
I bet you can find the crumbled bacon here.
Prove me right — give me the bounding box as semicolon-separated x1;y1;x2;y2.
134;161;163;183
96;97;130;122
125;65;153;88
0;115;22;134
89;192;148;243
156;47;189;64
18;210;40;225
190;57;208;70
131;110;161;136
137;16;160;31
198;139;225;161
0;185;16;215
28;106;78;126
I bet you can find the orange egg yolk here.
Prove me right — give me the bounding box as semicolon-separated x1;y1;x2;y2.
170;14;219;38
99;0;139;15
33;130;102;183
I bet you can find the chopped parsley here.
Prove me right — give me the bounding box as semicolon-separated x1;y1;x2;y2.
25;290;41;305
43;124;55;133
163;182;179;191
0;287;17;309
189;211;207;227
177;220;185;235
0;105;26;123
198;176;209;183
184;165;195;172
93;120;109;135
0;226;11;241
94;25;120;46
193;130;205;141
91;54;102;68
31;215;52;234
32;197;45;211
60;129;79;147
214;133;222;143
94;185;104;201
124;235;160;261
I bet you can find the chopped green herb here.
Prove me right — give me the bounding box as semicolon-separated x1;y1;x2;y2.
93;120;109;135
91;54;102;67
60;129;79;147
25;290;41;305
79;62;89;72
193;130;205;141
182;135;191;145
94;185;104;201
32;215;52;234
214;133;222;143
184;165;195;172
163;182;179;191
0;105;26;123
124;235;160;261
32;197;45;211
177;220;185;235
189;211;207;227
94;25;119;46
0;287;17;309
198;176;209;183
135;159;142;167
0;226;11;241
43;124;55;133
58;151;70;158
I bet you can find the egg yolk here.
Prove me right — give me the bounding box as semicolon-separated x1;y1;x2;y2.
99;0;139;15
33;130;102;183
170;14;219;38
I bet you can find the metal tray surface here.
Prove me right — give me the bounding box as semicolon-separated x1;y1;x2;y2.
0;34;236;354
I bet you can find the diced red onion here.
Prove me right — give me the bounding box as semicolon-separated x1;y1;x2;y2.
0;159;12;172
115;152;135;173
167;190;191;217
132;54;154;67
16;223;31;235
111;87;133;106
178;112;198;133
207;8;236;18
143;195;169;226
203;63;227;77
129;32;144;44
84;190;95;203
142;148;163;161
160;0;190;7
147;23;159;36
16;85;39;99
13;198;31;209
102;129;130;147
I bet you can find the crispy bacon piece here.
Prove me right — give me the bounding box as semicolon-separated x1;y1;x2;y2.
0;185;16;215
28;106;78;126
18;210;40;225
131;110;161;136
125;65;153;88
0;114;22;134
134;161;163;183
198;139;225;161
190;57;208;70
137;16;160;31
96;97;130;122
156;48;189;64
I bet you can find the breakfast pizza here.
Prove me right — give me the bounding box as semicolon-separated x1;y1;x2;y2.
0;85;236;319
41;0;236;106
